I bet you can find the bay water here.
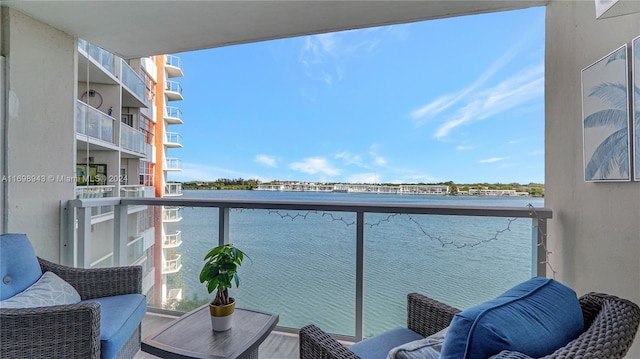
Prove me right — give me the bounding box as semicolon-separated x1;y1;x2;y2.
166;190;545;337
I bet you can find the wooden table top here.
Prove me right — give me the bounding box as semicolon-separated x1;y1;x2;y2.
142;305;279;359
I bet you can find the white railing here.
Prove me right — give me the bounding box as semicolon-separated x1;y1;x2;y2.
165;132;182;146
78;39;116;76
76;100;115;143
165;106;182;121
164;183;182;196
74;185;115;216
120;185;145;197
121;59;147;103
163;207;182;221
65;196;551;342
120;124;146;154
165;55;183;72
163;231;182;247
165;158;182;171
165;80;183;96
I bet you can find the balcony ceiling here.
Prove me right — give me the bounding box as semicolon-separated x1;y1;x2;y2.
5;1;547;59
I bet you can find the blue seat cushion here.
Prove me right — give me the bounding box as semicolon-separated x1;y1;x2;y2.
82;294;146;359
349;327;424;359
440;277;584;359
0;233;43;300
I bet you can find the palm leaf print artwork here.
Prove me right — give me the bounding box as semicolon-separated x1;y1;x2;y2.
582;45;631;181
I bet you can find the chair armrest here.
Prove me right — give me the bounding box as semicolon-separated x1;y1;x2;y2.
299;324;361;359
407;292;461;337
544;292;640;359
0;302;101;359
38;257;142;299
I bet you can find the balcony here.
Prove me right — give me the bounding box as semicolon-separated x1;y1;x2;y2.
163;231;182;248
165;158;182;171
77;39;117;82
121;59;148;108
120;124;147;155
163;207;183;221
164;182;182;196
68;196;551;343
74;186;115;217
165;55;184;78
163;254;182;274
164;132;183;148
165;80;184;101
120;185;145;197
76;100;115;145
164;106;184;124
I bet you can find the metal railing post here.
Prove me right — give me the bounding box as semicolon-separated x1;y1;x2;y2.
355;211;364;341
219;207;230;246
114;204;128;266
77;206;91;268
532;217;547;277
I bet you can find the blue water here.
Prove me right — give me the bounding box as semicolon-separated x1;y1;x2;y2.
167;190;544;337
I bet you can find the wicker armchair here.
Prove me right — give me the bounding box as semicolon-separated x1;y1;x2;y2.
0;257;143;359
299;292;640;359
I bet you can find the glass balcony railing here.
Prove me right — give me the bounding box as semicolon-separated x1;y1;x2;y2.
165;55;184;78
163;254;182;274
164;231;182;247
74;185;115;216
121;59;147;103
120;185;145;197
165;80;183;101
165;158;182;171
127;236;145;265
164;182;182;196
163;207;183;221
68;196;551;342
76;100;115;143
165;106;183;124
120;124;146;154
165;132;182;147
78;38;116;76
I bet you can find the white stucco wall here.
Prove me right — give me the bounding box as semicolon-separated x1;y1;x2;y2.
545;1;640;356
3;8;75;260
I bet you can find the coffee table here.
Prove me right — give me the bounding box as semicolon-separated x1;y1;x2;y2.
142;305;279;359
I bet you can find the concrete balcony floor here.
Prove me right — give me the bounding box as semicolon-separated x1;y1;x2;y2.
135;311;299;359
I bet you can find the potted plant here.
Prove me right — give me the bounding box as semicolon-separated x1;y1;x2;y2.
199;244;247;331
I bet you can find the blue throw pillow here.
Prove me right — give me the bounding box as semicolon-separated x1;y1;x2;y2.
440;277;583;359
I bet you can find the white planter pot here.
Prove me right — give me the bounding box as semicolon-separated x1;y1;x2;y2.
210;311;234;331
208;299;235;331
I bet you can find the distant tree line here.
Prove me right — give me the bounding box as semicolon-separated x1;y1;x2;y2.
181;179;544;197
182;178;260;190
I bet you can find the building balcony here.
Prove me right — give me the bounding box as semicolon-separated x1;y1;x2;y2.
164;55;184;78
120;124;147;156
120;185;146;197
68;196;551;344
164;182;182;196
163;254;182;274
165;80;183;101
121;59;149;108
76;100;116;145
163;207;183;222
74;185;115;217
165;106;183;124
163;231;182;248
77;39;117;82
164;132;183;148
165;158;182;171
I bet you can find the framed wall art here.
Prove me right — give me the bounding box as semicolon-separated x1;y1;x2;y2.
581;44;631;182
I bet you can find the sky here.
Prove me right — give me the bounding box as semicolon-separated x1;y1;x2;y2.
168;6;546;185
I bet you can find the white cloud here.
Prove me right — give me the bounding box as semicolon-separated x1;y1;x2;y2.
255;154;276;167
290;157;341;176
478;157;508;164
434;66;543;139
374;156;387;166
335;151;363;166
456;145;476;151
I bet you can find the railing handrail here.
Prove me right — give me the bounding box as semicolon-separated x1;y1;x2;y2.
69;196;551;218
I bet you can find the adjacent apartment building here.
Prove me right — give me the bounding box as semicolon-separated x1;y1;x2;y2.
75;39;184;308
